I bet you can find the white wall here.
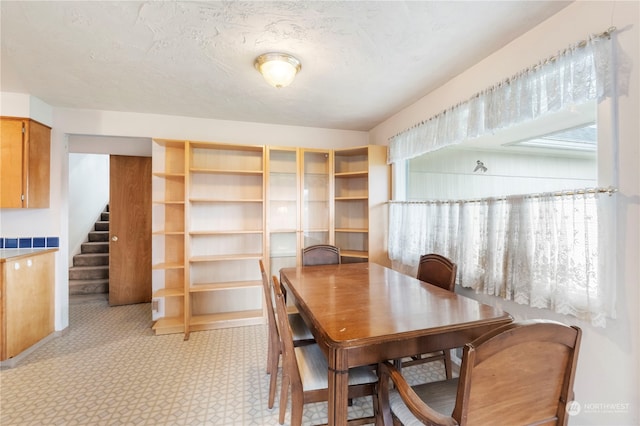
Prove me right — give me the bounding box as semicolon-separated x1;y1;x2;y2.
0;91;52;125
409;148;597;199
67;153;109;265
54;107;368;149
0;97;369;333
68;135;153;157
371;2;639;425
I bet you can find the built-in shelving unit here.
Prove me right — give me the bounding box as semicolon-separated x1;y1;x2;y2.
334;145;389;264
151;141;388;337
151;139;186;335
265;148;334;278
187;142;265;334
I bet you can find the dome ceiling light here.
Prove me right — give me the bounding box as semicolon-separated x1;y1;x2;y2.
254;53;301;88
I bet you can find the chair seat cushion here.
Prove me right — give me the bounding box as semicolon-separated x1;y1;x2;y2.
295;344;377;392
289;313;315;342
389;378;458;426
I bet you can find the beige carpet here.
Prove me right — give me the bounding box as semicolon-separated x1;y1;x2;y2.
0;298;446;425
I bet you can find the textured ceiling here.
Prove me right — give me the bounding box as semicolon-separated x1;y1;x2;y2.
1;1;571;131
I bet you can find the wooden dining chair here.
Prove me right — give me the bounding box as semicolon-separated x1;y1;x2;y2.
302;244;341;266
377;320;582;426
399;253;458;378
272;275;378;426
416;253;457;292
259;260;315;409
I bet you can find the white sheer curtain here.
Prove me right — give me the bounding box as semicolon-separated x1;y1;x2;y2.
388;190;616;327
387;29;615;164
386;29;620;326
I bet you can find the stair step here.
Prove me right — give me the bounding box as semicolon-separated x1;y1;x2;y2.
69;205;110;296
88;231;109;242
69;265;109;280
69;278;109;295
94;221;109;231
81;241;109;253
73;252;109;267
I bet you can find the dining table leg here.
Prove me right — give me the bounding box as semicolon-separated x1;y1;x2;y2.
327;352;349;426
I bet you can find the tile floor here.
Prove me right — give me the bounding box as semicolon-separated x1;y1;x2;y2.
0;297;446;425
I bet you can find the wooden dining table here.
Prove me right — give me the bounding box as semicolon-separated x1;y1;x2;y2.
279;262;512;426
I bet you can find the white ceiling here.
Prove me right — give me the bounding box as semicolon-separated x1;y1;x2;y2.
1;1;572;131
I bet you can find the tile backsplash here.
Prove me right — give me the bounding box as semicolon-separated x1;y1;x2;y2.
0;236;59;249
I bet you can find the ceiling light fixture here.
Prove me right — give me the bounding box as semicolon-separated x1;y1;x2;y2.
254;53;301;88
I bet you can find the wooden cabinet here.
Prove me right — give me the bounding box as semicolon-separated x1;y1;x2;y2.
0;117;51;208
334;145;389;265
266;147;334;276
1;249;56;361
266;147;300;274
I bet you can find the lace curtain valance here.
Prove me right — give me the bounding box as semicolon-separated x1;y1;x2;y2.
387;28;616;164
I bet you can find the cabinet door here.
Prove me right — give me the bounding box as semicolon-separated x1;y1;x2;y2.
24;119;51;208
3;252;55;360
267;147;300;276
301;149;333;248
0;118;26;208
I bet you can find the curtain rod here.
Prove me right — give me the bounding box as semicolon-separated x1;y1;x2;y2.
387;186;618;205
390;26;617;141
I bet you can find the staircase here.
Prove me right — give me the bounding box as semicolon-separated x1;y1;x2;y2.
69;206;110;296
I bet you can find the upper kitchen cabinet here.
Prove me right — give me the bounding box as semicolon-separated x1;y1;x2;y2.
0;117;51;208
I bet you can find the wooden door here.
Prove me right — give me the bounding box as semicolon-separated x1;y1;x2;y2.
109;155;152;306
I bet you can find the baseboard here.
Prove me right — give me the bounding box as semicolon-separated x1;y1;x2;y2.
0;328;68;369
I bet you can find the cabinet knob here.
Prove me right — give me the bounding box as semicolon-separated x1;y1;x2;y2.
111;235;118;242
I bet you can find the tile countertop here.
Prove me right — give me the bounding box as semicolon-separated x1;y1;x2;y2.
0;248;58;262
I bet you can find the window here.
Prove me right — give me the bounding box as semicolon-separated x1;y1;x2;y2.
406;104;597;201
388;32;619;326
